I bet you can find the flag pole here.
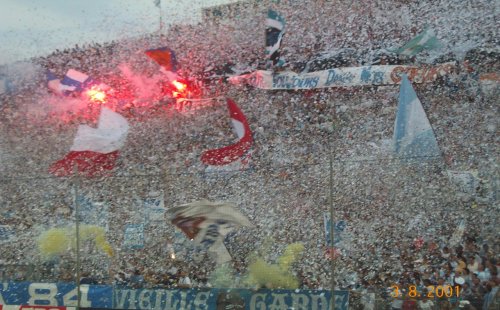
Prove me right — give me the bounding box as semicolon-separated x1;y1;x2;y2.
329;149;335;310
158;0;163;34
73;170;82;310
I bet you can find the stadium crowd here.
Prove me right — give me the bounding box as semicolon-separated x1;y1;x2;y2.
0;0;498;309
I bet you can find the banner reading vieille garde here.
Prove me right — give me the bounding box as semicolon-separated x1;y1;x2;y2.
228;62;455;90
0;282;349;310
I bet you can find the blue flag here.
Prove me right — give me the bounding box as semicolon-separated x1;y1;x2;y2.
47;70;74;95
47;69;102;96
46;70;58;82
265;9;285;68
393;74;440;159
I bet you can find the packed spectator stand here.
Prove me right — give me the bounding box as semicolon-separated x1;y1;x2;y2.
0;0;498;309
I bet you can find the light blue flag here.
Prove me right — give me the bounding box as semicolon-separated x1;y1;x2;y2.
393;27;441;56
393;74;440;160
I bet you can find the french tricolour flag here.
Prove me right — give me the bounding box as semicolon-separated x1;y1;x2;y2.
61;69;96;92
49;108;129;177
47;71;76;95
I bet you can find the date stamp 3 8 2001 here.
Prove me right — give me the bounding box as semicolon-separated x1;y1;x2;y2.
390;285;461;299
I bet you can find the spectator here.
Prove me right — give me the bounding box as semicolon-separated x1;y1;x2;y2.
0;1;497;308
477;263;491;282
482;279;499;310
129;269;145;289
177;270;192;288
80;272;99;285
113;271;129;287
417;296;433;310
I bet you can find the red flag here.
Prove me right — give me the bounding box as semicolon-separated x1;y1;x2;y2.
201;98;253;166
49;108;129;177
145;47;178;72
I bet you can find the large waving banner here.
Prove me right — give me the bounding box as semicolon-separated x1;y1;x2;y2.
229;62;455;90
0;283;349;310
167;199;252;264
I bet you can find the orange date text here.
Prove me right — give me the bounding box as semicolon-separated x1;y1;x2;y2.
390;285;460;298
